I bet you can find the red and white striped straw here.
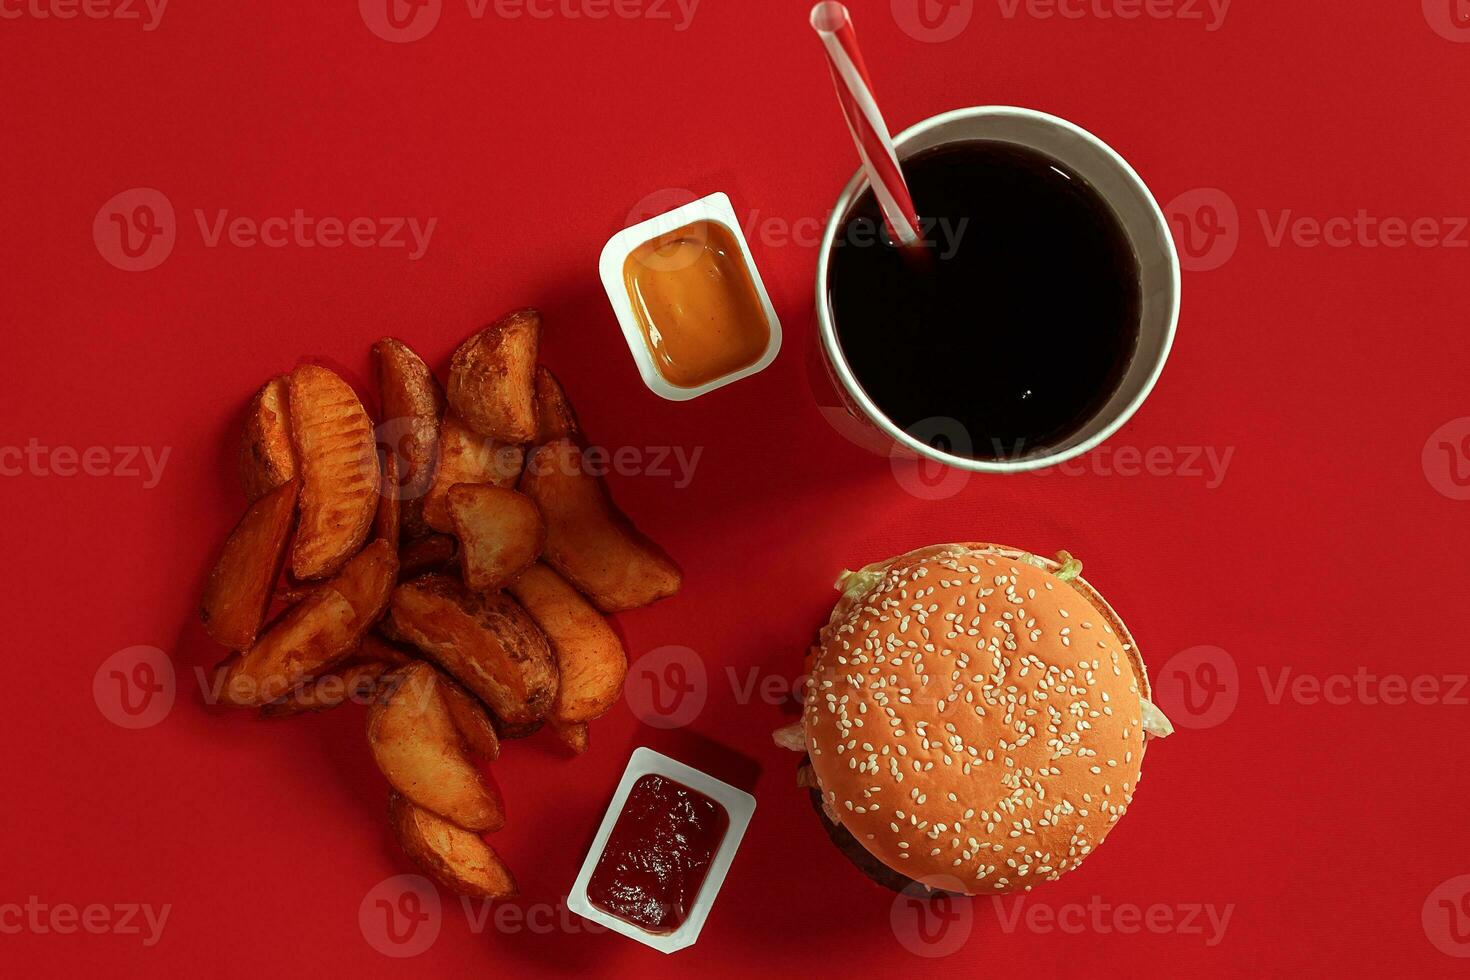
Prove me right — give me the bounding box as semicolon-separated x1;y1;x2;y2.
809;1;922;247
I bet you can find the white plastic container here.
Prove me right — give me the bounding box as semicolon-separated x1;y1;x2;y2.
599;192;782;402
566;747;756;953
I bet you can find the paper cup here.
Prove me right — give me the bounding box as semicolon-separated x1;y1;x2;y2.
814;106;1181;473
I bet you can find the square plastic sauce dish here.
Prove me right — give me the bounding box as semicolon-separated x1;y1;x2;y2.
567;747;756;953
600;193;782;401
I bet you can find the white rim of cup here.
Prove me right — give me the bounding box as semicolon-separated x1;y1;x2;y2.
814;105;1182;474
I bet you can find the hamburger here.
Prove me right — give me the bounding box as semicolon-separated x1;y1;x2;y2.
774;544;1173;896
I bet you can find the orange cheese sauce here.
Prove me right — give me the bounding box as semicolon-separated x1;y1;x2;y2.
623;221;770;389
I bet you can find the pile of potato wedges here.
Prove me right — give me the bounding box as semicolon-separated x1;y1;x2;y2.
199;308;681;899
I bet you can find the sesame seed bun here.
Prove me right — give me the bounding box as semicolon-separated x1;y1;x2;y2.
801;543;1159;896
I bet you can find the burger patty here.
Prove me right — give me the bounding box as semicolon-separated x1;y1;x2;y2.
798;758;959;897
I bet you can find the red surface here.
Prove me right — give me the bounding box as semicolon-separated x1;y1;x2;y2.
3;2;1469;976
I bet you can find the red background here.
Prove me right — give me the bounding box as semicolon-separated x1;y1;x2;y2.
3;1;1469;975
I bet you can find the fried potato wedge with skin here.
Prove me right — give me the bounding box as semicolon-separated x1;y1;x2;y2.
448;309;540;443
398;533;459;578
356;633;417;669
533;367;579;444
282;539;399;638
507;562;627;723
389;792;517;900
518;439;681;612
551;720;589;755
423;411;525;533
368;664;505;832
289;365;380;580
437;674;501;761
201;479;300;650
220;588;358;707
494;718;543;740
387;575;556;725
257;631;414;717
259;661;391;719
373;338;445;539
448;485;546;592
374;453;400;548
239;376;297;501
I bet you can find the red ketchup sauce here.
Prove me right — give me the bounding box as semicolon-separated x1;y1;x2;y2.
586;774;729;934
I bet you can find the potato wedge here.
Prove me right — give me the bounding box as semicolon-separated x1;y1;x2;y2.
201;479;300;650
389;792;517;900
356;633;417;669
219;588;358;706
494;718;543;740
533;366;579;444
387;575;556;725
398;532;459;578
507;562;626;723
447;309;540;443
373;338;444;539
259;661;391;718
239;376;297;501
437;674;501;761
285;539;399;638
448;485;545;592
550;720;589;755
374;452;400;548
518;439;681;611
368;663;505;832
423;410;524;533
288;364;379;580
